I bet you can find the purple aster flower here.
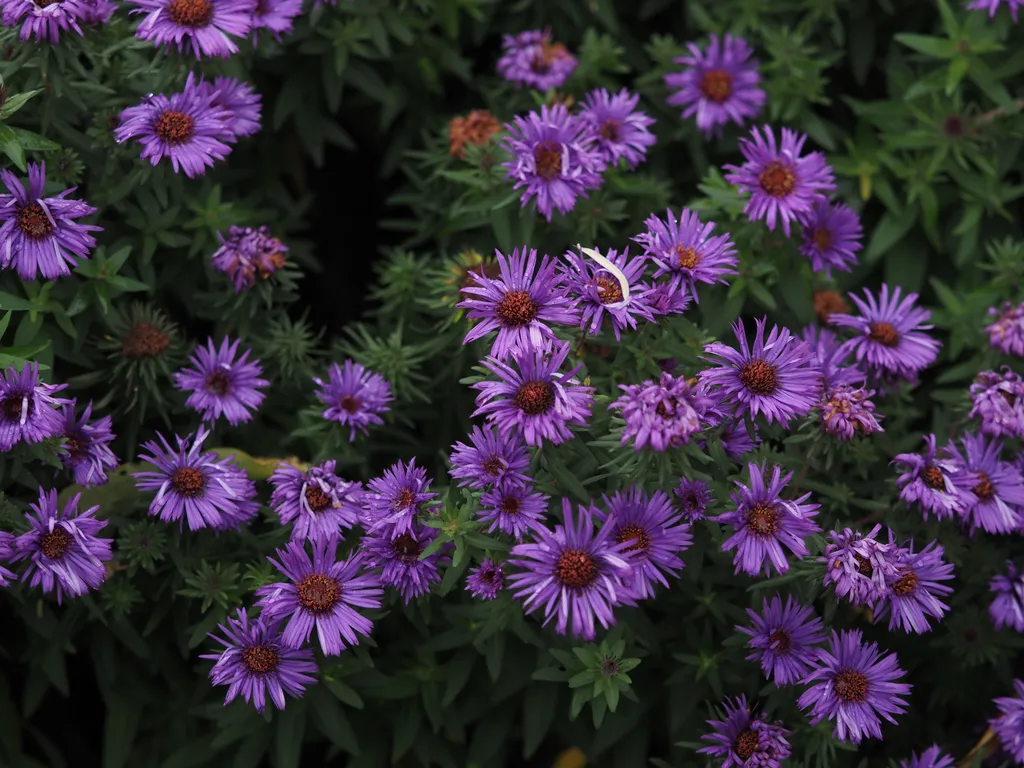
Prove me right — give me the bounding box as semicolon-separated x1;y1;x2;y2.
723;125;836;236
641;281;692;317
945;432;1024;535
496;30;577;91
501;104;605;222
250;0;302;40
0;0;85;42
466;558;506;600
797;629;911;744
797;198;863;278
174;336;269;426
196;77;262;139
717;462;821;577
892;434;975;522
58;399;118;487
472;341;595;447
560;246;654;340
675;478;714;522
457;246;578;361
80;0;116;23
578;88;656;169
0;161;100;281
508;499;635;640
200;609;318;713
128;0;255;58
610;372;716;452
967;0;1023;21
595;487;692;600
478;484;549;540
829;285;940;383
362;459;439;539
360;521;444;604
737;595;825;686
633;208;738;301
10;488;112;604
990;680;1024;765
970;368;1024;439
133;426;255;531
991;561;1024;632
821;384;883;440
210;224;288;292
698;695;792;768
0;362;69;452
718;418;761;460
899;746;955;768
255;537;383;656
986;301;1024;357
313;360;393;442
821;525;903;607
114;74;233;178
874;539;954;634
699;317;821;426
0;532;17;587
664;34;766;138
449;425;532;491
800;325;864;393
268;460;361;543
212;469;260;532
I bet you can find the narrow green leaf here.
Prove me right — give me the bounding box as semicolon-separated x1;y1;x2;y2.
893;34;957;59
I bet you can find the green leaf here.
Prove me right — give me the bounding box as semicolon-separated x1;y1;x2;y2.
9;127;59;152
391;705;420;762
324;679;364;710
541;450;590;503
0;291;41;311
274;702;306;768
864;210;917;263
102;697;141;768
893;34;956;58
310;687;360;755
946;56;970;95
521;684;558;759
0;124;25;171
0;89;43;120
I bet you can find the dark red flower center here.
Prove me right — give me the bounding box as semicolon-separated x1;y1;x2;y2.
598;120;620;142
304;484;331;513
122;322;170;359
1000;389;1016;407
758;161;796;198
855;553;873;576
943;115;965;138
615;523;649;553
738;359;778;396
296;573;340;613
811;227;832;251
396;488;416;508
171;467;206;497
556;549;598;588
33;0;63;7
64;434;82;459
833;670;869;703
921;466;945;490
499;496;520;516
40;527;72;559
339;394;361;413
972;472;994;500
154;110;196;146
868;322;900;348
768;629;791;652
674;245;701;270
813;290;849;324
746;502;778;536
1;396;24;422
891;570;916;595
167;0;213;27
698;69;734;103
391;533;421;562
534;140;562;180
242;644;279;674
735;730;759;760
496;289;539;327
481;455;504;476
530;40;567;73
204;370;231;396
16;203;54;239
595;276;622;305
514;381;555;415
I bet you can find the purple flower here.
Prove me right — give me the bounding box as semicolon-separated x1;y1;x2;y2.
79;0;116;23
362;459;439;539
196;77;262;139
250;0;302;40
675;478;714;522
723;125;836;236
797;629;911;744
478;484;549;540
991;680;1024;765
174;337;269;426
313;360;393;441
595;487;692;600
578;88;656;169
0;533;17;587
800;325;864;393
821;525;902;607
115;74;234;178
664;34;766;138
610;372;716;452
268;460;361;544
967;0;1023;21
0;0;85;42
0;362;69;452
698;695;792;768
633;208;738;302
970;368;1024;439
642;281;692;317
986;301;1024;357
874;539;954;634
200;609;318;713
133;426;256;531
699;317;821;426
448;425;532;490
508;499;635;640
716;462;821;577
737;596;825;686
128;0;255;58
945;432;1024;535
466;558;506;600
497;30;577;91
472;341;595;447
59;399;118;487
457;246;578;361
829;285;940;383
991;561;1024;632
210;224;288;291
899;746;955;768
256;537;383;656
10;488;112;604
893;434;974;522
719;418;761;460
560;246;654;340
821;384;883;440
0;162;100;280
501;105;605;222
360;522;444;604
797;199;863;278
